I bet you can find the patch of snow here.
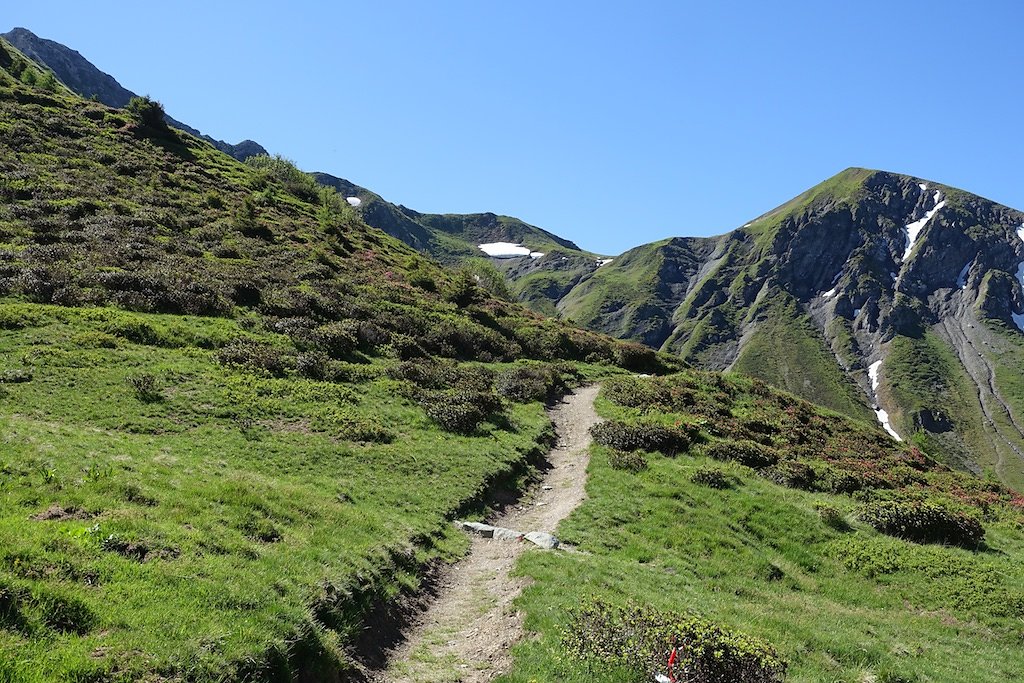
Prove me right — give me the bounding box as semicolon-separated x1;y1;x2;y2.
956;260;971;289
868;360;883;391
831;271;843;284
901;191;946;261
345;196;362;207
918;183;929;191
596;258;614;267
742;222;752;228
529;251;545;259
868;360;902;440
890;272;898;280
875;408;903;441
854;308;862;318
478;242;532;258
823;287;837;298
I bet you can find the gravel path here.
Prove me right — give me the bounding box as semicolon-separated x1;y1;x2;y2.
374;384;601;682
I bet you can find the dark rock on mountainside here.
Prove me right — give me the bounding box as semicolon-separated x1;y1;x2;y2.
2;27;267;161
556;168;1024;488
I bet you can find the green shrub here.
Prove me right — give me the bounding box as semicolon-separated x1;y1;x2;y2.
125;95;166;129
421;390;502;434
0;368;33;384
495;364;566;403
590;420;691;456
602;376;673;410
127;373;161;403
704;440;779;468
858;499;985;547
607;450;648;473
761;460;816;490
215;339;291;377
311;408;394;443
690;466;736;489
613;341;662;373
814;502;851;531
562;599;786;683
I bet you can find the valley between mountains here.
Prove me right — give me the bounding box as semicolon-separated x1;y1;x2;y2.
2;28;1024;683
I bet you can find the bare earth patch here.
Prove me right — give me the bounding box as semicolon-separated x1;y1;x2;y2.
374;384;601;682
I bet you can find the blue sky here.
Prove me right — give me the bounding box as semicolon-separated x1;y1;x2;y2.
7;1;1023;255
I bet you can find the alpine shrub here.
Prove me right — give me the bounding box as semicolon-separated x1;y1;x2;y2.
215;339;290;377
421;390;500;434
607;450;648;473
495;364;566;403
858;500;985;548
704;440;779;468
563;599;786;683
761;460;816;490
690;466;736;489
590;420;691;456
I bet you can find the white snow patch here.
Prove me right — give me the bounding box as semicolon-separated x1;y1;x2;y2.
742;222;752;228
890;271;898;280
854;308;862;318
868;360;902;440
345;196;362;207
823;287;837;298
868;360;883;391
596;258;614;267
831;271;843;284
875;408;903;441
956;261;971;289
478;242;532;258
901;191;945;261
918;183;929;191
529;251;545;259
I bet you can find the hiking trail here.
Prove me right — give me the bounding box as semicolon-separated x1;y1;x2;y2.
373;383;601;682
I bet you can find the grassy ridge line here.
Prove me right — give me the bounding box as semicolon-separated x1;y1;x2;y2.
500;373;1024;682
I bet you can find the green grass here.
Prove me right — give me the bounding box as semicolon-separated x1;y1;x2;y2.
733;295;874;421
501;375;1024;683
0;305;572;680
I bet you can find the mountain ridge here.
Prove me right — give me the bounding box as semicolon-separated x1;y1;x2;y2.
2;27;267;162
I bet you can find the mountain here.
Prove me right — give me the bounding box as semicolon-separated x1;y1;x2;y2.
313;171;609;315
2;27;267;161
551;168;1024;488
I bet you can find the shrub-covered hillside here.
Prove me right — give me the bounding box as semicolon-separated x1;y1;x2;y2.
0;36;678;681
504;372;1024;682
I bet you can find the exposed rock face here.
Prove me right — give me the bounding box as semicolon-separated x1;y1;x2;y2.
2;27;267;161
553;168;1024;487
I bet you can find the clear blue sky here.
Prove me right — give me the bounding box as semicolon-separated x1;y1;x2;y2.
7;1;1023;255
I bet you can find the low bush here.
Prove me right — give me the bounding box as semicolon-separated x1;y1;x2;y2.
761;460;816;490
0;368;33;383
601;376;673;410
703;440;779;468
690;466;737;489
590;420;691;456
607;450;648;473
858;499;985;547
127;373;161;403
421;390;501;434
814;502;851;531
562;599;786;683
215;339;291;377
495;364;567;403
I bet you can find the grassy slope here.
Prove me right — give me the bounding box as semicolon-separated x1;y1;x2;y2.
0;42;674;680
0;305;571;680
502;374;1024;682
883;331;1013;484
733;296;874;421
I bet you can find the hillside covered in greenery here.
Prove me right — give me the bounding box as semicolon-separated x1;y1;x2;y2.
504;373;1024;682
0;36;671;681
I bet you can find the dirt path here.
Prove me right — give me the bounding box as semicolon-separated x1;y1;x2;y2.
373;384;601;683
